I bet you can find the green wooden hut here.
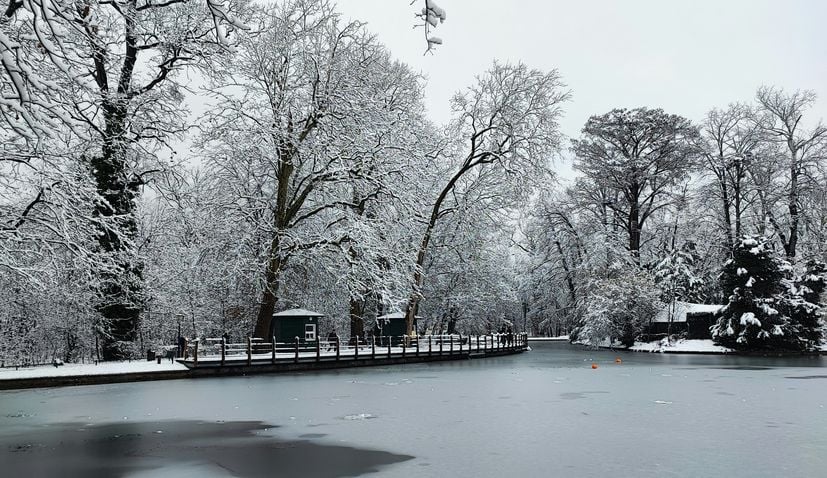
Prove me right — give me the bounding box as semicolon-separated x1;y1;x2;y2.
272;308;323;344
374;312;419;345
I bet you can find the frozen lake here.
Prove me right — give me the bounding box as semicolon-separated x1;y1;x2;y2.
2;342;826;477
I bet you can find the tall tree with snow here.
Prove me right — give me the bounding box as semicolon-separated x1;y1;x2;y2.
199;0;427;340
754;87;827;260
573;108;699;259
403;61;569;335
2;0;248;359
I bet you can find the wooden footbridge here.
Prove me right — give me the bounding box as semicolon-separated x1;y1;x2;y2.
178;333;529;373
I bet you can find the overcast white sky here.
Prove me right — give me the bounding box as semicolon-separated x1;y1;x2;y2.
335;0;827;149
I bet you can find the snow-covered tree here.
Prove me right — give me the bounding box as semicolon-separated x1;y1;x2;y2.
403;61;569;334
576;265;661;347
754;87;827;259
199;0;428;339
3;0;249;359
712;236;823;350
573;108;700;259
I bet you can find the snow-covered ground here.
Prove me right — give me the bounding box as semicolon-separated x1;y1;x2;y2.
575;337;734;354
630;338;734;354
528;335;569;341
0;360;188;381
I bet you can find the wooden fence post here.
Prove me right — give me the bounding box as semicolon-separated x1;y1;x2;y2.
220;338;226;366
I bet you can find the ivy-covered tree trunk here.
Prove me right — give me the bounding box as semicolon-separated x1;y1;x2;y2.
92;99;142;360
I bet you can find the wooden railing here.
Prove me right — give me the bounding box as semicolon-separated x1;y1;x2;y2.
181;333;528;368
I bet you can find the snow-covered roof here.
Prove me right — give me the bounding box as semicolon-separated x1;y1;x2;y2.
377;311;421;320
273;308;325;317
651;302;723;323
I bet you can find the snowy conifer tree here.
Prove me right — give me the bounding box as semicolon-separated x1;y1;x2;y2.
712;236;823;350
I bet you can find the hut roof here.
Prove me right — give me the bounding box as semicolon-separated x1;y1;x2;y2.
272;308;325;318
652;302;722;323
377;311;421;320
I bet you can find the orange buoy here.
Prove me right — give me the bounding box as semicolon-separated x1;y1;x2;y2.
615;357;622;364
591;363;598;369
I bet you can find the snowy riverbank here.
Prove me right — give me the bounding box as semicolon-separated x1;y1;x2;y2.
629;338;734;354
581;337;827;355
0;360;188;381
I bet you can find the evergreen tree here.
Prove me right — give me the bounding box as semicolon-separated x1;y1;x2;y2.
712;236;823;350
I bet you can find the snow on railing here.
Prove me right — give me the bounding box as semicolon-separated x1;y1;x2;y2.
180;333;528;368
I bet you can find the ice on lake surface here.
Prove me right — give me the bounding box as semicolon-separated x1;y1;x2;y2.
1;342;826;477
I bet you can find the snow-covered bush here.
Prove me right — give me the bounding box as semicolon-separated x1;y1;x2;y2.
712;236;824;351
577;266;661;347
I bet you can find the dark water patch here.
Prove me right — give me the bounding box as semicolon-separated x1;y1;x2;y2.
560;391;610;400
785;375;827;380
0;420;412;478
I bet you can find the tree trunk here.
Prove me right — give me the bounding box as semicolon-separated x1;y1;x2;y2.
253;149;294;338
628;197;641;258
404;159;479;334
252;242;283;339
92;99;142;361
787;149;799;259
349;297;365;339
719;175;734;250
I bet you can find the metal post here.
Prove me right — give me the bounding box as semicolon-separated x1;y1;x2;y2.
271;336;276;364
439;335;443;356
459;334;463;355
428;335;432;356
294;337;299;363
449;335;453;355
371;336;376;359
220;338;226;366
416;336;420;357
316;338;320;362
247;337;252;366
387;337;391;359
335;336;340;361
193;340;198;367
354;337;359;360
477;335;480;352
402;337;407;358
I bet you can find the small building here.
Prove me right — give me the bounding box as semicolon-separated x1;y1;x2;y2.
647;302;723;339
374;311;419;345
272;308;323;344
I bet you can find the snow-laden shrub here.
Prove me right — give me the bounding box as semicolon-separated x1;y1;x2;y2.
578;267;661;347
